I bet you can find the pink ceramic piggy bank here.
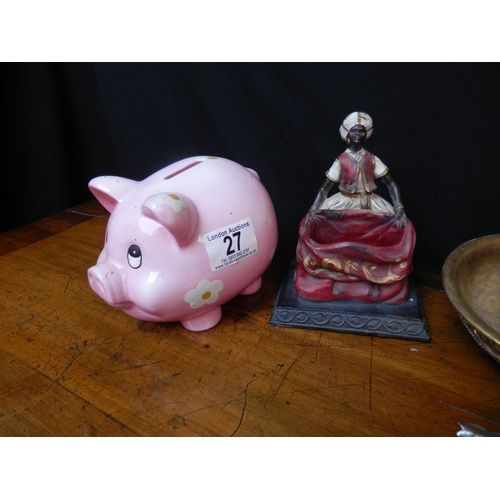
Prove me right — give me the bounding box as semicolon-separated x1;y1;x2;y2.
87;156;278;331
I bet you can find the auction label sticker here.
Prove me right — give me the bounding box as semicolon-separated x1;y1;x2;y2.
203;218;258;271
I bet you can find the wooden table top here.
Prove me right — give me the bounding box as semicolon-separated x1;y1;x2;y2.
1;200;499;437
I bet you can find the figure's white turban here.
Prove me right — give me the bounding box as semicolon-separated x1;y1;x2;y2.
339;111;374;141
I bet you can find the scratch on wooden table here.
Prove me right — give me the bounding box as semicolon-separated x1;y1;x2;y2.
462;396;500;408
43;348;83;394
371;370;500;428
272;363;285;374
268;381;366;399
251;326;277;353
109;360;166;373
125;402;146;430
386;404;398;435
40;352;53;372
230;375;260;437
369;337;374;411
45;296;83;317
64;275;75;293
0;276;24;289
157;399;234;428
15;313;35;328
270;345;311;403
315;333;324;361
155;372;265;435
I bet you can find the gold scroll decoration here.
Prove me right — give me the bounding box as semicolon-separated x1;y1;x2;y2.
300;253;410;284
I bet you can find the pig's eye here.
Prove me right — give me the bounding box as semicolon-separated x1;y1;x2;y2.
127;244;142;269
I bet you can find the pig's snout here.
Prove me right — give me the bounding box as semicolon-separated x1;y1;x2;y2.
88;263;129;307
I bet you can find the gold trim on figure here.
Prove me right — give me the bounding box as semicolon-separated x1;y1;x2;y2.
300;252;410;284
362;262;409;284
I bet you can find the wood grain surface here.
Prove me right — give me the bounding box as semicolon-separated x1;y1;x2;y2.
1;202;499;436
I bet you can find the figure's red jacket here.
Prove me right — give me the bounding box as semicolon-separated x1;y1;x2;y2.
335;152;378;194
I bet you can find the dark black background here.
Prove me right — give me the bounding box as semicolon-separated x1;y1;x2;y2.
2;62;499;268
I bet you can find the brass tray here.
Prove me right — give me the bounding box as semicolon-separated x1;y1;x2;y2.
442;234;500;363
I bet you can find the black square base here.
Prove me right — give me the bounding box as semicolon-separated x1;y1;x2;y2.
270;265;429;341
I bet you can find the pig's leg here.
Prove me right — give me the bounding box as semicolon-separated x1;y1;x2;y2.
240;277;262;295
181;307;222;331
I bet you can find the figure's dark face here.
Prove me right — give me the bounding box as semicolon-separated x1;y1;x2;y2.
347;125;367;145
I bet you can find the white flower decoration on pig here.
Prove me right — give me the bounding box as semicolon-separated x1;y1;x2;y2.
155;193;188;212
185;279;224;309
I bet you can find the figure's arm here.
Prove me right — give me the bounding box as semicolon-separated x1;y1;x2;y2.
310;177;334;212
381;173;405;217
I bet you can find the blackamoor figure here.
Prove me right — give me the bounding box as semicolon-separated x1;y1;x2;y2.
294;111;416;304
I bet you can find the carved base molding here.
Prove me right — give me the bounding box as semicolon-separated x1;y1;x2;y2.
270;265;429;341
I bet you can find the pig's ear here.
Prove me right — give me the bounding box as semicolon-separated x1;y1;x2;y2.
88;176;138;213
141;193;198;245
